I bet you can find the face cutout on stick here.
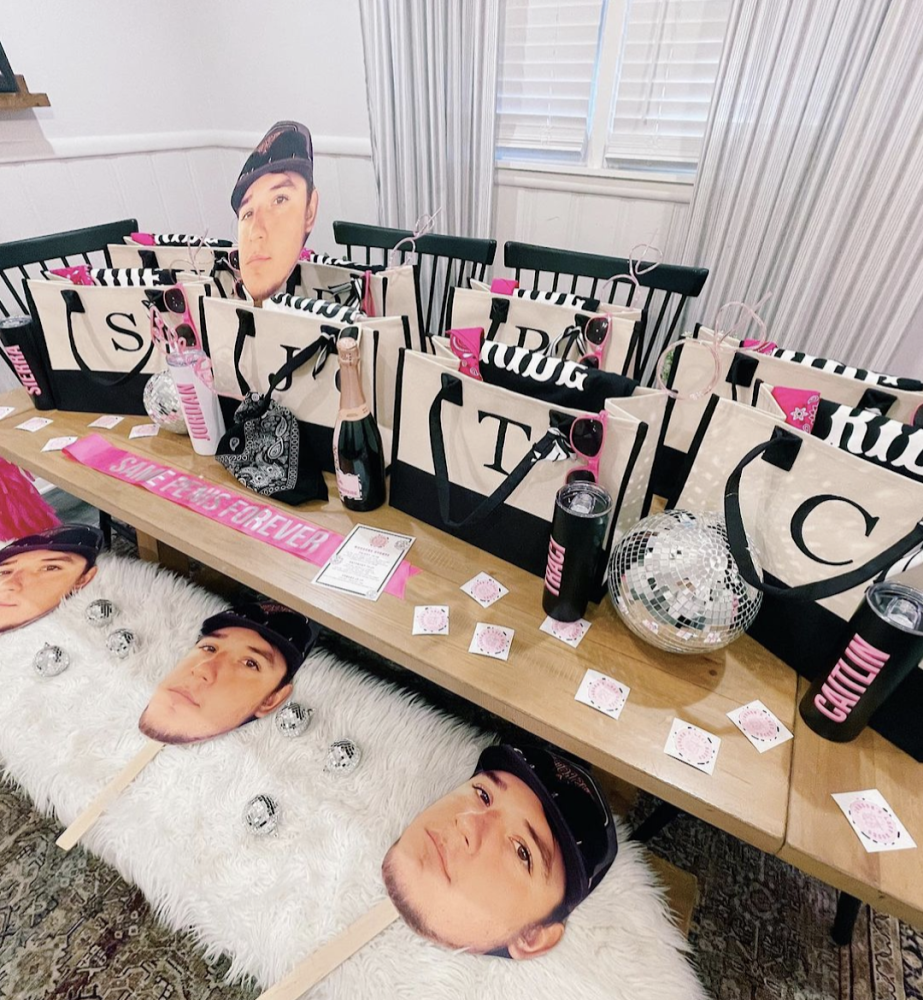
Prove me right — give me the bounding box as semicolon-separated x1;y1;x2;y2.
0;525;104;634
232;121;319;304
381;744;619;960
139;601;319;745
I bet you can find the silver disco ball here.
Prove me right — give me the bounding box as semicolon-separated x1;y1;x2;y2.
608;510;763;654
143;372;188;434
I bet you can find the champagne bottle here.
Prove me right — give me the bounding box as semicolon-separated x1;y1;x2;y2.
333;337;386;511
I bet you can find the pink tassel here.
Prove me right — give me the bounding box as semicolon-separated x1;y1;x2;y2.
0;457;60;541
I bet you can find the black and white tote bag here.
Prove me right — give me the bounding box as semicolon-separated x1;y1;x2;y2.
661;330;923;490
389;350;660;579
25;278;210;414
203;297;412;471
292;254;425;350
107;243;240;298
444;286;640;376
676;397;923;759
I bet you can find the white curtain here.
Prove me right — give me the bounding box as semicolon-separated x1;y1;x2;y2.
358;0;501;239
677;0;923;376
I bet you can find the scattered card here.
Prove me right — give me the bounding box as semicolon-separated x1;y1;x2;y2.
413;605;450;636
16;416;52;432
541;616;591;648
461;572;508;608
468;623;514;661
41;436;78;453
575;668;630;720
664;718;721;775
0;405;16;421
89;415;124;429
832;789;917;854
727;700;793;753
313;525;415;601
129;423;160;439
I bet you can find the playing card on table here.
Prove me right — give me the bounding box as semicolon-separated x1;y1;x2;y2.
42;436;78;453
540;616;591;648
468;623;514;660
727;700;793;752
0;405;16;421
89;415;124;429
129;423;159;439
461;572;508;608
664;719;721;775
574;668;630;720
832;789;916;853
413;605;450;636
16;416;52;432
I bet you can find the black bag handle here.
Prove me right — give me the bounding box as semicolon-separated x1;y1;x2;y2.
232;310;345;415
62;288;154;388
428;372;567;531
723;429;923;600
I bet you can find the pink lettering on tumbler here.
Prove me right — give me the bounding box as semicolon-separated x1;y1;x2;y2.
2;345;41;396
813;633;889;723
177;382;208;440
544;538;566;597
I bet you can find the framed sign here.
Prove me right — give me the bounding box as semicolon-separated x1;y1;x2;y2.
0;42;19;95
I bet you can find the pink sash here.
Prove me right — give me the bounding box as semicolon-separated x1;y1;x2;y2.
63;435;419;598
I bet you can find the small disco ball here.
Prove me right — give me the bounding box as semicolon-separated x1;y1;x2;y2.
143;372;188;434
608;510;763;654
243;794;279;835
106;628;137;659
276;702;313;738
33;643;70;677
325;739;362;774
85;599;117;627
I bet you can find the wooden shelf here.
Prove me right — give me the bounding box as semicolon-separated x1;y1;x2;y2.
0;75;49;110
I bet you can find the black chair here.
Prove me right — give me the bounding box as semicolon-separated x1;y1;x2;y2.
333;220;497;338
0;218;138;318
503;241;708;383
0;219;138;547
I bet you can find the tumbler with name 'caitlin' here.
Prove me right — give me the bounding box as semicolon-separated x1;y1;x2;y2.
542;482;613;623
799;580;923;742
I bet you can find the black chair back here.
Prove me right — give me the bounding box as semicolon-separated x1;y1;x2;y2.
333;220;497;339
0;218;138;318
503;241;708;383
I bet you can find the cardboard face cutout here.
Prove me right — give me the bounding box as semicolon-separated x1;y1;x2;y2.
138;602;318;745
232;121;318;304
0;525;104;634
381;745;619;960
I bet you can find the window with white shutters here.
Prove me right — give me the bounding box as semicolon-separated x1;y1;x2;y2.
496;0;731;175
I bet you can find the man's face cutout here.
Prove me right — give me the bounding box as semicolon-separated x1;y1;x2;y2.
382;769;569;959
0;550;96;633
237;170;318;303
139;625;292;745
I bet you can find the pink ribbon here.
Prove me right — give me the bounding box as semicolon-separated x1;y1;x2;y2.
387;209;442;268
62;436;420;598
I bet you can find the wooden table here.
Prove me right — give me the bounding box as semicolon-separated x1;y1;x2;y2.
1;388;920;931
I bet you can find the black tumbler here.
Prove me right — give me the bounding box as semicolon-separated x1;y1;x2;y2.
542;482;613;622
799;581;923;742
0;315;57;410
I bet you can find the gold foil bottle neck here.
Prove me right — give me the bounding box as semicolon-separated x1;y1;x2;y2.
337;337;360;365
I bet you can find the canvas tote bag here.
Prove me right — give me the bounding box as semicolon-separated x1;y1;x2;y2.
203;297;412;471
445;286;640;376
25;278;210;414
389;349;662;579
108;243;240;298
660;329;923;494
675;396;923;759
292;254;426;350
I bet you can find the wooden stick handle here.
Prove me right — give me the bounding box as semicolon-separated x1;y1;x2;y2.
257;898;400;1000
56;739;164;852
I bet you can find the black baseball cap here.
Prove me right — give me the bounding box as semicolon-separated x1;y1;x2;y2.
200;600;320;679
0;524;105;568
474;744;618;917
231;121;315;215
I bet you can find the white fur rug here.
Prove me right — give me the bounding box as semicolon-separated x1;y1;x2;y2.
0;553;704;999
